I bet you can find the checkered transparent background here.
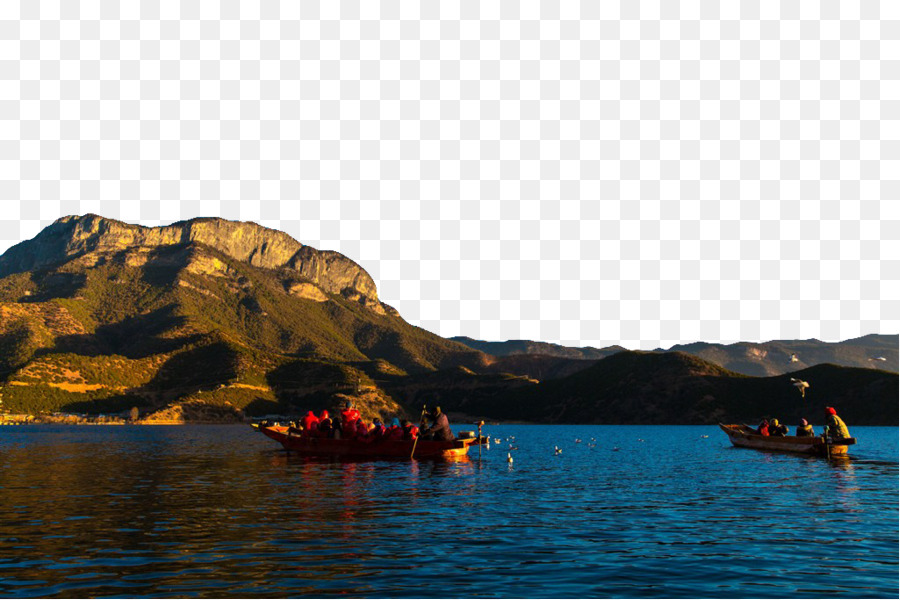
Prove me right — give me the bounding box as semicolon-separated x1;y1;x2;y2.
0;1;897;349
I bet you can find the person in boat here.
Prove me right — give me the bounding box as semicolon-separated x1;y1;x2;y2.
370;418;386;439
769;418;788;437
317;410;333;438
757;419;770;436
795;418;815;437
300;411;319;436
421;406;454;441
386;417;404;441
341;400;361;434
402;419;419;441
824;407;850;439
355;419;372;442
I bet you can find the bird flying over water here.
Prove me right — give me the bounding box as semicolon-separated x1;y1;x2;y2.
790;377;810;398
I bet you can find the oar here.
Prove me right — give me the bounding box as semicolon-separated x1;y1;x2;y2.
410;404;427;459
477;420;484;460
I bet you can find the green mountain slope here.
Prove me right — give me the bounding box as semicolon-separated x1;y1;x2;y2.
0;215;484;420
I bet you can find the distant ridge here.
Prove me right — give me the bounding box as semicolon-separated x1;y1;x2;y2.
453;334;898;376
450;336;625;360
433;351;897;426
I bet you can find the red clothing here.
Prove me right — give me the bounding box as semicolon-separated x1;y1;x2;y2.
301;411;319;433
404;425;419;440
387;426;404;441
758;424;769;436
341;408;360;430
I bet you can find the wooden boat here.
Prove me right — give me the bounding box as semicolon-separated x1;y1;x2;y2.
719;423;856;457
253;423;476;459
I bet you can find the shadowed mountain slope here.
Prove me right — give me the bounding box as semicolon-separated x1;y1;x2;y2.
438;351;897;426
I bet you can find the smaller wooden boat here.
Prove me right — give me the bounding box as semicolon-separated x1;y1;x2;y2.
254;423;476;459
719;423;856;457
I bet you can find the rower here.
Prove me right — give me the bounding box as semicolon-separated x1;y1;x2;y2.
824;407;850;439
420;406;454;441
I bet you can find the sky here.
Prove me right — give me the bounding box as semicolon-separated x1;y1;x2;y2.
0;1;896;349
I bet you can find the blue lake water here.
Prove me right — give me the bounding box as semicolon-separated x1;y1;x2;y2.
0;424;897;598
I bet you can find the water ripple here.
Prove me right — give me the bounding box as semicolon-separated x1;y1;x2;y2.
0;424;896;598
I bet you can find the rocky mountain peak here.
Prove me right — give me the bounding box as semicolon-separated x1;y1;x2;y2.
0;214;386;312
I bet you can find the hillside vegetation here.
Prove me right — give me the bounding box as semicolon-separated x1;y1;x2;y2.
0;215;483;421
0;215;896;426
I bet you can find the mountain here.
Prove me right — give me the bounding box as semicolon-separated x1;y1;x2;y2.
0;215;485;421
661;335;898;376
450;336;624;360
452;334;898;376
0;214;895;426
432;351;897;426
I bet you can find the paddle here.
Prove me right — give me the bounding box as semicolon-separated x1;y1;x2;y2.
410;404;427;459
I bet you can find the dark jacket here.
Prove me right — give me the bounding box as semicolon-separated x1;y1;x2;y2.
795;424;815;437
423;412;454;441
769;422;789;437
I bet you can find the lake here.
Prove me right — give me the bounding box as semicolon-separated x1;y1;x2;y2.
0;424;896;598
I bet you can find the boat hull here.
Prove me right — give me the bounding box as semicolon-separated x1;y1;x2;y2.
255;425;473;459
719;423;855;457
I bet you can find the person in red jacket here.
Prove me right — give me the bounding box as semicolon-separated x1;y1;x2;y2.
355;420;370;442
341;400;360;435
386;417;404;441
370;418;386;439
300;411;319;436
757;419;770;436
402;419;418;441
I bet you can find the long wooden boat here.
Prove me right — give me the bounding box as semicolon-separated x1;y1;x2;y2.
719;423;856;457
254;423;475;459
